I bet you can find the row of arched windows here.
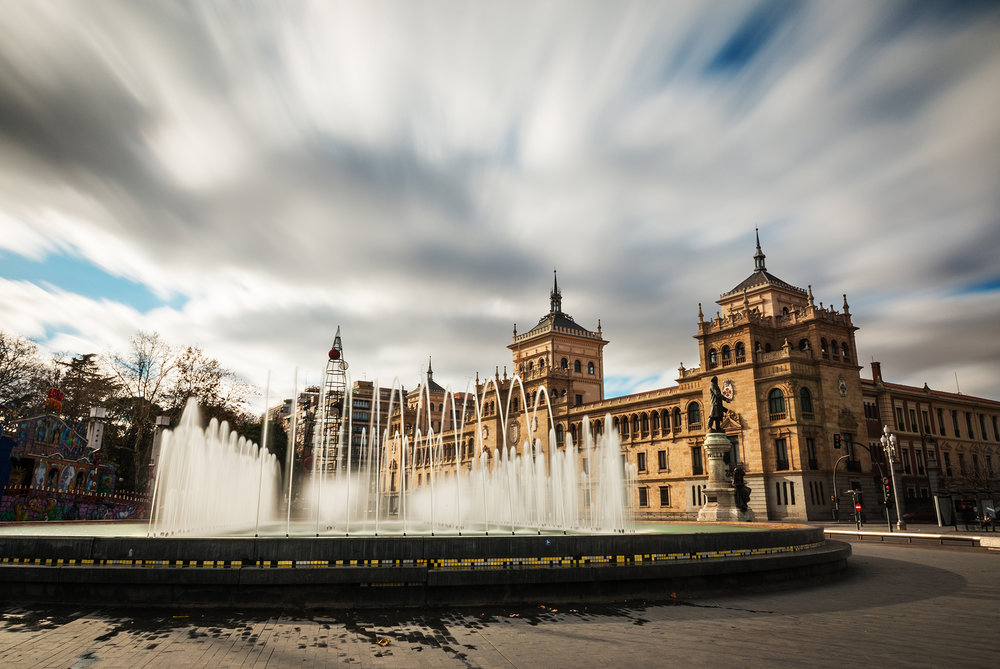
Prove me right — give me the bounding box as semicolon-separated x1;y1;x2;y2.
710;337;852;367
767;387;815;419
611;404;702;440
526;358;596;375
707;342;747;368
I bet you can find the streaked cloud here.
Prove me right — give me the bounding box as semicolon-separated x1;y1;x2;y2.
1;1;998;405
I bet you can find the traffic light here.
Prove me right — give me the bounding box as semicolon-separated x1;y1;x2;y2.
833;433;841;449
882;477;892;500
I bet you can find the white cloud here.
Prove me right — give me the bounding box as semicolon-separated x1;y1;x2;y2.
0;1;998;409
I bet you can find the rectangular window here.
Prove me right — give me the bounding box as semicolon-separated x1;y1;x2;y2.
980;415;987;441
966;412;975;439
973;453;980;474
937;408;945;436
790;482;795;506
728;434;740;466
636;452;647;473
944;452;953;477
782;481;789;505
775;438;789;470
895;407;906;431
659;486;670;507
922;410;931;435
638;487;648;507
806;438;818;470
691;447;703;476
902;448;911;474
775;481;782;504
657;450;667;471
958;453;967;475
916;450;925;476
994;416;999;441
953;410;960;438
819;481;825;503
575;394;583;407
909;409;918;433
987;455;994;476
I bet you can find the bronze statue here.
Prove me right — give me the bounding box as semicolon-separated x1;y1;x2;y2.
707;376;731;432
732;464;751;512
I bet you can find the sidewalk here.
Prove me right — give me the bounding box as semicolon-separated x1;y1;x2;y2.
805;520;1000;548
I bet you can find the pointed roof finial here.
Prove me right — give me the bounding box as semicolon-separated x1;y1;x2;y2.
427;356;433;380
842;293;850;314
753;227;766;272
698;302;704;322
328;326;344;360
550;269;562;313
807;284;815;306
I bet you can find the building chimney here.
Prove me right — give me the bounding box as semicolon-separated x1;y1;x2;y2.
871;361;883;383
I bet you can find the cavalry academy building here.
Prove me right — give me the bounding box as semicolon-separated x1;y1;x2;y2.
392;236;1000;522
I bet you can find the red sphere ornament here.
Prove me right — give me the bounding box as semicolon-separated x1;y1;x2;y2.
328;348;340;360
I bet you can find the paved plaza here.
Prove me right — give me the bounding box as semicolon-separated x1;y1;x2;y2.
1;540;997;668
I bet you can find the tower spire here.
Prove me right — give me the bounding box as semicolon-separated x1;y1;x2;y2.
427;356;434;382
753;227;766;272
550;269;562;314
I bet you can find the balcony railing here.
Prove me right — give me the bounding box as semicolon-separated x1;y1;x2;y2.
769;411;786;421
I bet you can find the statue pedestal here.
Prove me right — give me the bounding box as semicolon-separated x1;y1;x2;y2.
697;431;755;522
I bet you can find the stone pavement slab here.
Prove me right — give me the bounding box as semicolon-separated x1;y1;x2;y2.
1;542;996;668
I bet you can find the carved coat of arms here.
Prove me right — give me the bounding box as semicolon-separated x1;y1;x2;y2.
722;379;735;401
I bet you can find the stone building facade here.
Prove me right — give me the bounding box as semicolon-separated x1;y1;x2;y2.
370;236;1000;522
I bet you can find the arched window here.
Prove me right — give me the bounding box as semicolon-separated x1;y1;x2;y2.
632;415;640;432
708;348;718;368
673;408;682;429
663;409;670;430
688;402;702;426
561;357;568;369
569;424;577;443
612;416;619;432
721;345;731;365
800;387;814;414
841;342;850;361
588;361;595;374
768;388;786;417
764;343;772;353
641;413;649;433
831;340;839;359
652;412;660;431
539;357;545;368
556;424;564;444
799;338;810;351
574;360;581;373
621;418;629;437
528;360;534;373
735;341;746;362
821;338;829;358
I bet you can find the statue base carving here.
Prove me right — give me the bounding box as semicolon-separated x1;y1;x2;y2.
696;431;756;522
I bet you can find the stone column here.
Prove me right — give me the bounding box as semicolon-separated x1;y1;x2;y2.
697;431;755;522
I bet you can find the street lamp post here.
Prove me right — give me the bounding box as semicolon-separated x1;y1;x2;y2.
881;425;906;531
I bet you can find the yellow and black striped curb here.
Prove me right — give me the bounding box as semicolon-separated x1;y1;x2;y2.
0;542;823;570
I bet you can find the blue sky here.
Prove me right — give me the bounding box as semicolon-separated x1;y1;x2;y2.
1;0;999;407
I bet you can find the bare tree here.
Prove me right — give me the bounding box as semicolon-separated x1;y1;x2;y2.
165;346;256;430
0;331;50;414
106;331;177;490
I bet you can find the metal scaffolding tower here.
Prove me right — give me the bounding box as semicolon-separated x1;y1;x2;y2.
313;326;348;476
